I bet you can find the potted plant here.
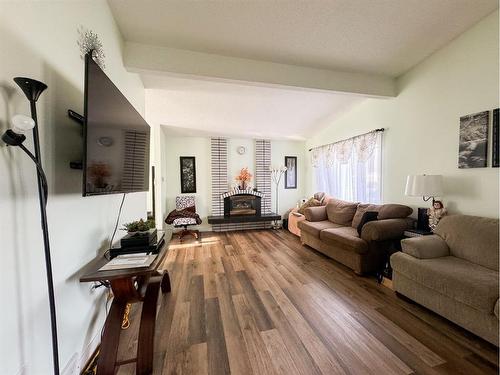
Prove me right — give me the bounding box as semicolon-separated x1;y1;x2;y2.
235;167;253;190
122;218;155;236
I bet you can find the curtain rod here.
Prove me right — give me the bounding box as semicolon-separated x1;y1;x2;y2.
308;128;385;152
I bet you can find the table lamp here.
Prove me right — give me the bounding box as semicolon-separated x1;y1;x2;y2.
405;174;443;231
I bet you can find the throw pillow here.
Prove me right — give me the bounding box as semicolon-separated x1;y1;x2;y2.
297;197;321;215
326;198;359;225
357;211;379;236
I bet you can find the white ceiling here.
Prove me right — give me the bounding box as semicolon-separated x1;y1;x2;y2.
109;0;497;77
109;0;497;139
144;75;363;140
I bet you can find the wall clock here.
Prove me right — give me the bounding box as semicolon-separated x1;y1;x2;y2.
97;136;113;147
237;145;246;155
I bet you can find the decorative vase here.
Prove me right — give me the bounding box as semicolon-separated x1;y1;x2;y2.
239;181;247;190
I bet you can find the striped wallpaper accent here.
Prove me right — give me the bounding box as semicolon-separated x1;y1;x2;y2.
211;138;228;220
255;139;272;214
210;137;273;231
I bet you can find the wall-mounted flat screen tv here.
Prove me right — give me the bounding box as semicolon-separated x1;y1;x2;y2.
83;53;150;196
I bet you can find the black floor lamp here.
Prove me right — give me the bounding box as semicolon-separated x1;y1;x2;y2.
2;77;59;375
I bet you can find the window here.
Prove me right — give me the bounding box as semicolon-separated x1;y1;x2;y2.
311;131;382;203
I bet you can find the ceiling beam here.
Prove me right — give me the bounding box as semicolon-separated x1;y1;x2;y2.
124;42;396;97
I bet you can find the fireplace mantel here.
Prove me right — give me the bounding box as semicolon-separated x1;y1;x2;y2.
221;188;264;199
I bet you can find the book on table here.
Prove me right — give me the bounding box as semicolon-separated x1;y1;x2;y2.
99;253;156;271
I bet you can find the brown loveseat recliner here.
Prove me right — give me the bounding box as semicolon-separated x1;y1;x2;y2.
391;215;499;346
298;198;413;275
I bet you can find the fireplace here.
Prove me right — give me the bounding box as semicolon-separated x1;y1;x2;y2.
222;189;263;217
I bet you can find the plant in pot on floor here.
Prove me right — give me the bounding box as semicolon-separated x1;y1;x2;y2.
122;218;155;236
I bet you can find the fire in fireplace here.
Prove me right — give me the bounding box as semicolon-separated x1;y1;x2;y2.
224;194;261;217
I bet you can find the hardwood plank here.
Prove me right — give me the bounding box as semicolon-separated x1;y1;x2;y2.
215;273;253;375
205;297;231;375
259;290;323;375
236;270;274;331
187;275;206;345
232;294;277;375
260;329;301;375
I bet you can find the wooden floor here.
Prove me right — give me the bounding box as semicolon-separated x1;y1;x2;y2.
116;229;499;375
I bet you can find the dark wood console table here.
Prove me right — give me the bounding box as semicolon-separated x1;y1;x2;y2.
80;235;171;375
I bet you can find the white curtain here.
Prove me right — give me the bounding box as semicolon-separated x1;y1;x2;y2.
312;131;382;203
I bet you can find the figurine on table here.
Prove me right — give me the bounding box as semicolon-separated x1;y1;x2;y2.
427;200;447;231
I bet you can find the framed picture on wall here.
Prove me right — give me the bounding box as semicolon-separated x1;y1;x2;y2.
458;110;489;168
180;156;196;193
493;108;499;168
285;156;297;189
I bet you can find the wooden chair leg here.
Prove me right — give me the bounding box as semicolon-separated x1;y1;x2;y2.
136;278;161;375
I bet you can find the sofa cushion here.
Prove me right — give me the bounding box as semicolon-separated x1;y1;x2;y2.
377;204;413;220
351;204;382;228
298;197;321;215
391;253;499;314
298;220;341;238
434;215;499;271
304;206;327;222
320;226;368;253
326;198;359;225
356;211;379;236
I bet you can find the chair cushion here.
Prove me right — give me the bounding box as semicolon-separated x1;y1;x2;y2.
326;199;359;225
391;254;499;314
320;226;368;253
434;215;499;271
351;204;382;228
298;220;341;238
173;217;197;226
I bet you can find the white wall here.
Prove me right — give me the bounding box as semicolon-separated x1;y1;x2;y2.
307;10;499;218
271;140;307;214
162;134;212;231
0;1;146;374
159;131;306;229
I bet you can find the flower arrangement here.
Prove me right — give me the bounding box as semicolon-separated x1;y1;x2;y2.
235;167;253;189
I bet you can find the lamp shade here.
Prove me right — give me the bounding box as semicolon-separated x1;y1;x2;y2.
405;175;443;197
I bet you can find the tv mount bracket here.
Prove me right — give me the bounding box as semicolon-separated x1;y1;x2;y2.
68;109;84;170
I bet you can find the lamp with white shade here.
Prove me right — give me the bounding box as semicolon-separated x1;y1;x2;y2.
405;174;444;232
405;174;443;205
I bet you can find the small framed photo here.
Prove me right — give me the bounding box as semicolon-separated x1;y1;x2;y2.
180;156;196;193
284;156;297;189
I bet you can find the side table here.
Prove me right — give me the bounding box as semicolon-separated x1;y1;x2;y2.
377;229;433;285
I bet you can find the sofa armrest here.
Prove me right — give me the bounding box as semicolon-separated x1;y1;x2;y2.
361;218;411;241
401;235;450;259
304;206;327;222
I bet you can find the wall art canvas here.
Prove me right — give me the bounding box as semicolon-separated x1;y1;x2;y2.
285;156;297;189
493;108;499;168
458;111;489;168
180;156;196;193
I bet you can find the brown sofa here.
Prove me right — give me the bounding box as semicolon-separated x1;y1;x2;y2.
391;215;499;346
298;198;413;275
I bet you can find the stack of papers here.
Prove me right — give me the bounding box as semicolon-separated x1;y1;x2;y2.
99;253;156;271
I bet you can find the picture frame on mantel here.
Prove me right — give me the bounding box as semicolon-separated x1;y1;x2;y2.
493;108;499;168
180;156;196;193
285;156;297;189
